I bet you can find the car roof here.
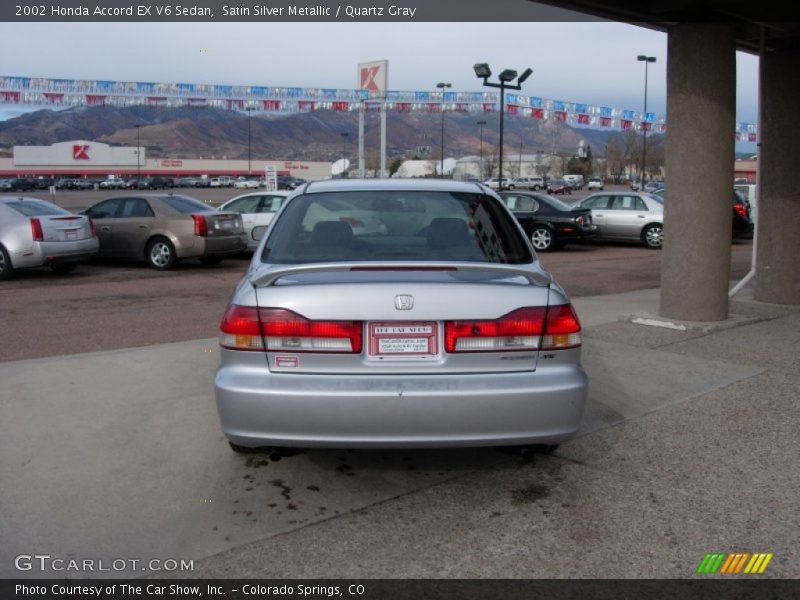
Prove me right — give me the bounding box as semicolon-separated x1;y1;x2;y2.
301;178;487;194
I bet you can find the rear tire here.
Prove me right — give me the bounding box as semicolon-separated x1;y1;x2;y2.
146;237;178;270
229;441;261;454
50;262;78;274
530;226;555;251
0;245;15;280
642;223;663;249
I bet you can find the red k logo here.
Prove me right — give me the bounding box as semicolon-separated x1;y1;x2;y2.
73;145;90;160
360;66;380;92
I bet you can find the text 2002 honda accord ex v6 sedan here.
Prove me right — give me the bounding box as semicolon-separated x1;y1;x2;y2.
214;179;588;451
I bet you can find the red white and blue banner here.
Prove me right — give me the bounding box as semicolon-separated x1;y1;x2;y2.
0;75;757;137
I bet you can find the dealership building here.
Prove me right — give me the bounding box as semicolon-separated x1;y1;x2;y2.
0;140;332;181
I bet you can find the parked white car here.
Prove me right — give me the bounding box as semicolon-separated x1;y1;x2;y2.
587;178;604;191
234;178;260;189
218;191;290;250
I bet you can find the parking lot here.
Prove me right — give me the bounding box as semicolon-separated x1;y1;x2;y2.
2;184;794;580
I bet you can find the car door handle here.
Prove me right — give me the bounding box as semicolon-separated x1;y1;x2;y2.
138;224;149;228
100;226;111;231
637;215;645;218
595;213;604;217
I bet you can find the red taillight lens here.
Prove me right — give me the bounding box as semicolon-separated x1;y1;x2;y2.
444;304;582;353
542;304;582;350
30;218;43;241
88;218;96;237
219;306;362;354
445;307;546;353
733;203;747;218
193;214;208;236
219;305;263;351
260;308;362;353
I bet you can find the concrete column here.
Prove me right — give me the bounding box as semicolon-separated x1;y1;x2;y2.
660;23;736;321
754;49;800;305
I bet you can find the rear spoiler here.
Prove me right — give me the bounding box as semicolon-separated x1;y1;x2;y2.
249;261;553;288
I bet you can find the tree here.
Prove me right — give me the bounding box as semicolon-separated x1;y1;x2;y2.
388;157;403;177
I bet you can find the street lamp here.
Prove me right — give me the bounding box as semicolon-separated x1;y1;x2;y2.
637;55;657;184
437;82;451;178
135;124;141;182
477;120;487;179
473;63;532;189
340;132;349;177
245;106;254;175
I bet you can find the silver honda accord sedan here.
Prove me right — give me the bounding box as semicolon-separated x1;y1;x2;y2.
214;179;588;451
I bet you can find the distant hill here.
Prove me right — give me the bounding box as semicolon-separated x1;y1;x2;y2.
0;105;647;163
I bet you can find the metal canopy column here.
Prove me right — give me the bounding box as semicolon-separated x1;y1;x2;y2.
660;23;736;321
754;48;800;305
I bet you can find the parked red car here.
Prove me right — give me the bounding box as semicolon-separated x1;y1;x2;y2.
546;179;573;195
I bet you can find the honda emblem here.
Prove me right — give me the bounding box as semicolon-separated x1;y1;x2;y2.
394;295;414;310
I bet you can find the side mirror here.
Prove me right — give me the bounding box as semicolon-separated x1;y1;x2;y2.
252;225;268;242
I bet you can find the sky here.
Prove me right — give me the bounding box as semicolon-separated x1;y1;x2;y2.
0;19;760;148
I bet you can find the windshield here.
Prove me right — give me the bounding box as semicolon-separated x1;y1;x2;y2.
262;190;533;265
5;200;69;217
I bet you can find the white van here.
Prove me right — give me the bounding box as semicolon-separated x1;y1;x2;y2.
563;174;584;190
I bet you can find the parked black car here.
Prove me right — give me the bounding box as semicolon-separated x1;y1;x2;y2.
650;187;753;239
6;178;38;192
139;176;174;190
276;175;306;190
499;191;597;251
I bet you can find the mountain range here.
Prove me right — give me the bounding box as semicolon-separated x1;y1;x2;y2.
0;105;644;163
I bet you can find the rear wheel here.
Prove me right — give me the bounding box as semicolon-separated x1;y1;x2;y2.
50;262;77;274
146;237;178;270
229;441;261;454
530;226;555;251
0;245;15;280
642;223;663;249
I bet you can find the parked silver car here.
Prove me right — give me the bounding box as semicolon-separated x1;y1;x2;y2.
0;196;98;279
214;179;588;451
217;191;290;251
576;191;664;249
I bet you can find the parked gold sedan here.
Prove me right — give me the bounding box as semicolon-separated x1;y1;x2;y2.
84;194;246;269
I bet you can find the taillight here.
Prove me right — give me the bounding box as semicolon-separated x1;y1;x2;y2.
219;306;264;351
30;218;43;241
541;304;582;350
445;307;546;353
219;306;362;353
88;218;96;237
193;214;208;236
444;304;582;353
733;203;747;218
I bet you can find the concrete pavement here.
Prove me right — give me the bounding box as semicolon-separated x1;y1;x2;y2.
1;286;798;578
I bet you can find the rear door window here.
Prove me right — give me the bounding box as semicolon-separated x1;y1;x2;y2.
263;191;532;264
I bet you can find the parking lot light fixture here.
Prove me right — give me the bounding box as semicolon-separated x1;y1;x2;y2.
477;120;487;178
637;55;657;184
135;124;141;181
437;82;452;178
473;64;532;189
245;107;254;175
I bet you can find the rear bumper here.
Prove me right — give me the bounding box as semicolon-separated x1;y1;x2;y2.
178;234;247;258
215;362;588;448
12;237;99;268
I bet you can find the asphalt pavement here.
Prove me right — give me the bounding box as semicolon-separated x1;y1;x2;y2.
1;284;798;579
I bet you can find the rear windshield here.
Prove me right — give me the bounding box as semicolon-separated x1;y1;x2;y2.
159;195;209;213
4;200;69;217
262;190;533;264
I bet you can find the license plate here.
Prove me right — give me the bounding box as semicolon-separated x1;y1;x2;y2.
64;230;78;240
368;322;437;356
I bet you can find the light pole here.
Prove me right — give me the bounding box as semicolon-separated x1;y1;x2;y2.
437;82;451;178
245;106;254;175
340;132;349;177
637;55;656;184
477;119;487;178
473;64;532;189
135;124;141;182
